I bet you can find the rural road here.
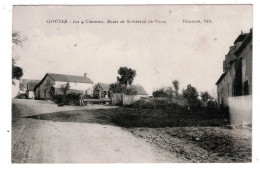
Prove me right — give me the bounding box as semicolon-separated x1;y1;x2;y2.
12;99;182;163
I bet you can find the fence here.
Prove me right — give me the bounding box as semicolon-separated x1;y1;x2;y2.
227;95;252;125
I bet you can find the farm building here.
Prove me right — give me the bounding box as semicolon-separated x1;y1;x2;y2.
93;83;111;99
34;73;93;100
111;84;149;106
128;85;149;97
215;29;252;125
216;29;252;105
19;79;40;99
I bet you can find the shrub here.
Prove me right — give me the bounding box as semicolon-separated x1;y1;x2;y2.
52;92;82;106
129;98;183;110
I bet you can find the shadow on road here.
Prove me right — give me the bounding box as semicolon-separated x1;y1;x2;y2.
24;107;230;128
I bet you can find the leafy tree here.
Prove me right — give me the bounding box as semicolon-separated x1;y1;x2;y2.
109;83;125;94
117;67;136;86
12;32;25;84
124;86;137;95
152;87;173;98
200;91;214;102
172;80;179;96
182;84;199;104
109;83;137;95
12;32;25;46
12;59;23;81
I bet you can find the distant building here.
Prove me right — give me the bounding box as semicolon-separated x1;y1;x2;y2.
19;79;40;99
128;84;149;97
93;83;111;99
34;73;93;100
122;84;149;106
216;29;252;105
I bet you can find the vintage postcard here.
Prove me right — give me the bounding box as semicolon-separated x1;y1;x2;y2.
11;5;252;163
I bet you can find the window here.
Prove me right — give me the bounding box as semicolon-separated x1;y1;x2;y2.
47;80;50;89
243;80;249;95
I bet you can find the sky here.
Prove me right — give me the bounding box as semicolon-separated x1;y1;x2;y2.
12;5;252;96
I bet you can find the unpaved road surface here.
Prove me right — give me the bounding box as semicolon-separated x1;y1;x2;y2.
12;99;183;163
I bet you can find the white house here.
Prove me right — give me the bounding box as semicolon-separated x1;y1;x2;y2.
34;73;93;100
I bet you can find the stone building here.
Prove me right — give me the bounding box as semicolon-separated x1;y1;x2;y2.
216;29;252;105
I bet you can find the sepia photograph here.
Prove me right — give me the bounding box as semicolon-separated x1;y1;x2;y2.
11;4;253;163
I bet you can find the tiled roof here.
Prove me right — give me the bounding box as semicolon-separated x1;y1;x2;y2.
129;85;148;95
34;73;93;91
48;73;93;83
98;83;110;91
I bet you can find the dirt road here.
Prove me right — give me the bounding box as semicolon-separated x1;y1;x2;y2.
12;99;182;163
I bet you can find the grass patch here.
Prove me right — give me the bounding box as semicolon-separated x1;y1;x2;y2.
25;107;230;128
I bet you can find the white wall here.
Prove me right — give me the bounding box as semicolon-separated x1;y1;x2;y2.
12;80;20;98
228;95;252;125
54;81;93;95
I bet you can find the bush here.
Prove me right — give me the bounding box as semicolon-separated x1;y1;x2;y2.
52;92;82;106
129;98;184;110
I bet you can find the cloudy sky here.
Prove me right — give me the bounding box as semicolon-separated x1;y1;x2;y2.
12;5;252;96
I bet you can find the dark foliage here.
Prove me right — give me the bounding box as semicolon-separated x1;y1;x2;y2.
152;87;174;98
12;65;23;80
109;83;137;95
182;84;199;105
117;67;136;86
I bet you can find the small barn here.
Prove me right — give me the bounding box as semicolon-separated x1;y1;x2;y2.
111;84;149;106
19;79;40;99
34;73;93;100
93;83;111;99
27;82;38;98
129;85;149;97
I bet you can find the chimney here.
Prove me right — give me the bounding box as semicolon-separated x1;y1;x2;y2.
84;73;88;78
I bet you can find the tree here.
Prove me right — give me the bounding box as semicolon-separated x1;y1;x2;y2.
172;80;179;96
153;88;167;97
182;84;199;104
12;32;25;84
12;63;23;80
109;83;137;95
152;87;173;98
117;67;136;86
124;86;137;95
109;83;125;94
12;32;25;46
200;91;214;102
60;82;70;95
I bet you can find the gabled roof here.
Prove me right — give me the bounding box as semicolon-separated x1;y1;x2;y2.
215;72;227;85
27;82;38;91
234;33;247;44
48;73;93;83
234;29;252;56
96;83;110;91
129;85;148;95
34;73;93;91
20;79;40;90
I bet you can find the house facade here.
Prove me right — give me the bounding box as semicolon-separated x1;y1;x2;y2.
34;73;93;100
93;83;111;99
216;29;252;105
